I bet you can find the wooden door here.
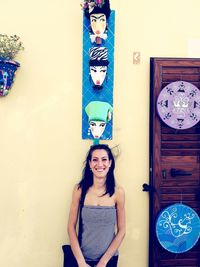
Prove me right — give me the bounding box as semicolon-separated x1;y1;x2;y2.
149;58;200;267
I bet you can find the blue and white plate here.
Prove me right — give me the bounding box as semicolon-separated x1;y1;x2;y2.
156;204;200;253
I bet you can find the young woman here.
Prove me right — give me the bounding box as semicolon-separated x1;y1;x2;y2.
68;144;125;267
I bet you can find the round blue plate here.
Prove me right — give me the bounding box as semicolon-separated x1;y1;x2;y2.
156;204;200;253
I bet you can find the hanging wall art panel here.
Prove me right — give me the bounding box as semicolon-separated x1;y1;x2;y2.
81;0;115;143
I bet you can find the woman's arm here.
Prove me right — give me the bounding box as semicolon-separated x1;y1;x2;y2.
67;185;90;267
97;185;126;267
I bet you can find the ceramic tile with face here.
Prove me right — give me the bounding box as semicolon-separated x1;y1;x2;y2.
89;120;106;139
85;101;113;140
90;13;107;44
89;47;109;89
83;0;111;44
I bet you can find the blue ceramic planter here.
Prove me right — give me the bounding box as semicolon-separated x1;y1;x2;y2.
0;58;20;96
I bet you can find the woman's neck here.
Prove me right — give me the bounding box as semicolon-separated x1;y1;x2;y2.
92;177;106;190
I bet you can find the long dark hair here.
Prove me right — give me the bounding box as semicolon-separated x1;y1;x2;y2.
78;144;116;197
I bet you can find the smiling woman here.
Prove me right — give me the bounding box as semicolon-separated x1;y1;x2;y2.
67;144;126;267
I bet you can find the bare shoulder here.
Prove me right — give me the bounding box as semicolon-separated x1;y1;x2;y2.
68;185;82;225
72;184;82;202
115;184;125;205
115;184;125;196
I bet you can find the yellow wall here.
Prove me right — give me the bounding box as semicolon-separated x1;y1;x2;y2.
1;0;200;266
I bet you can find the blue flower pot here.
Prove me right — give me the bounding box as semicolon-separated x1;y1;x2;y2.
0;58;20;96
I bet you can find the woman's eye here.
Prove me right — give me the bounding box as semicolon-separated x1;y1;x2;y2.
100;18;105;22
100;70;106;73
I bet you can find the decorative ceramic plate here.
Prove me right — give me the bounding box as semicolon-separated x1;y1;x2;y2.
156;204;200;253
157;81;200;129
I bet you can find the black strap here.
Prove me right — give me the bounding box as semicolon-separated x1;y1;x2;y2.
78;188;87;245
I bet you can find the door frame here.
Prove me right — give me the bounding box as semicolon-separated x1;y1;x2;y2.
149;57;200;267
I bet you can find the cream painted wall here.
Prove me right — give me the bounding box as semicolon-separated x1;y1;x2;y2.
0;1;200;267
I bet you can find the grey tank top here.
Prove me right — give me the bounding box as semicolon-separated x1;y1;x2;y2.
81;205;118;261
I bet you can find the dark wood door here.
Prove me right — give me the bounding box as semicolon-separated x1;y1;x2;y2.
149;58;200;267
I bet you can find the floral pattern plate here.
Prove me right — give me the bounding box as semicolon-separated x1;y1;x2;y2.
157;81;200;129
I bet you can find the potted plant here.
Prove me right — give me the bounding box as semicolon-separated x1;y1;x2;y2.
0;34;24;96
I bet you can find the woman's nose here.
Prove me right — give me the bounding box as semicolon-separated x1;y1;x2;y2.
96;20;101;29
97;160;103;166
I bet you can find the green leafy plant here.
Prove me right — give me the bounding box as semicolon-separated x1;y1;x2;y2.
0;34;24;60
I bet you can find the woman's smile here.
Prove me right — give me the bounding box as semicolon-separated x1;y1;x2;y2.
95;167;105;172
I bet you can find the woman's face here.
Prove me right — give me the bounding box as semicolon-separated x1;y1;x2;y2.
89;120;106;139
90;13;107;36
89;149;111;179
90;65;107;86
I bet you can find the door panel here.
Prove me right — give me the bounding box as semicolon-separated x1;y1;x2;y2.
149;58;200;267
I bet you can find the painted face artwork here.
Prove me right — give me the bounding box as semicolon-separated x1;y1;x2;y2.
89;120;106;139
82;0;111;44
85;101;113;140
89;47;109;89
90;65;107;87
90;13;107;36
